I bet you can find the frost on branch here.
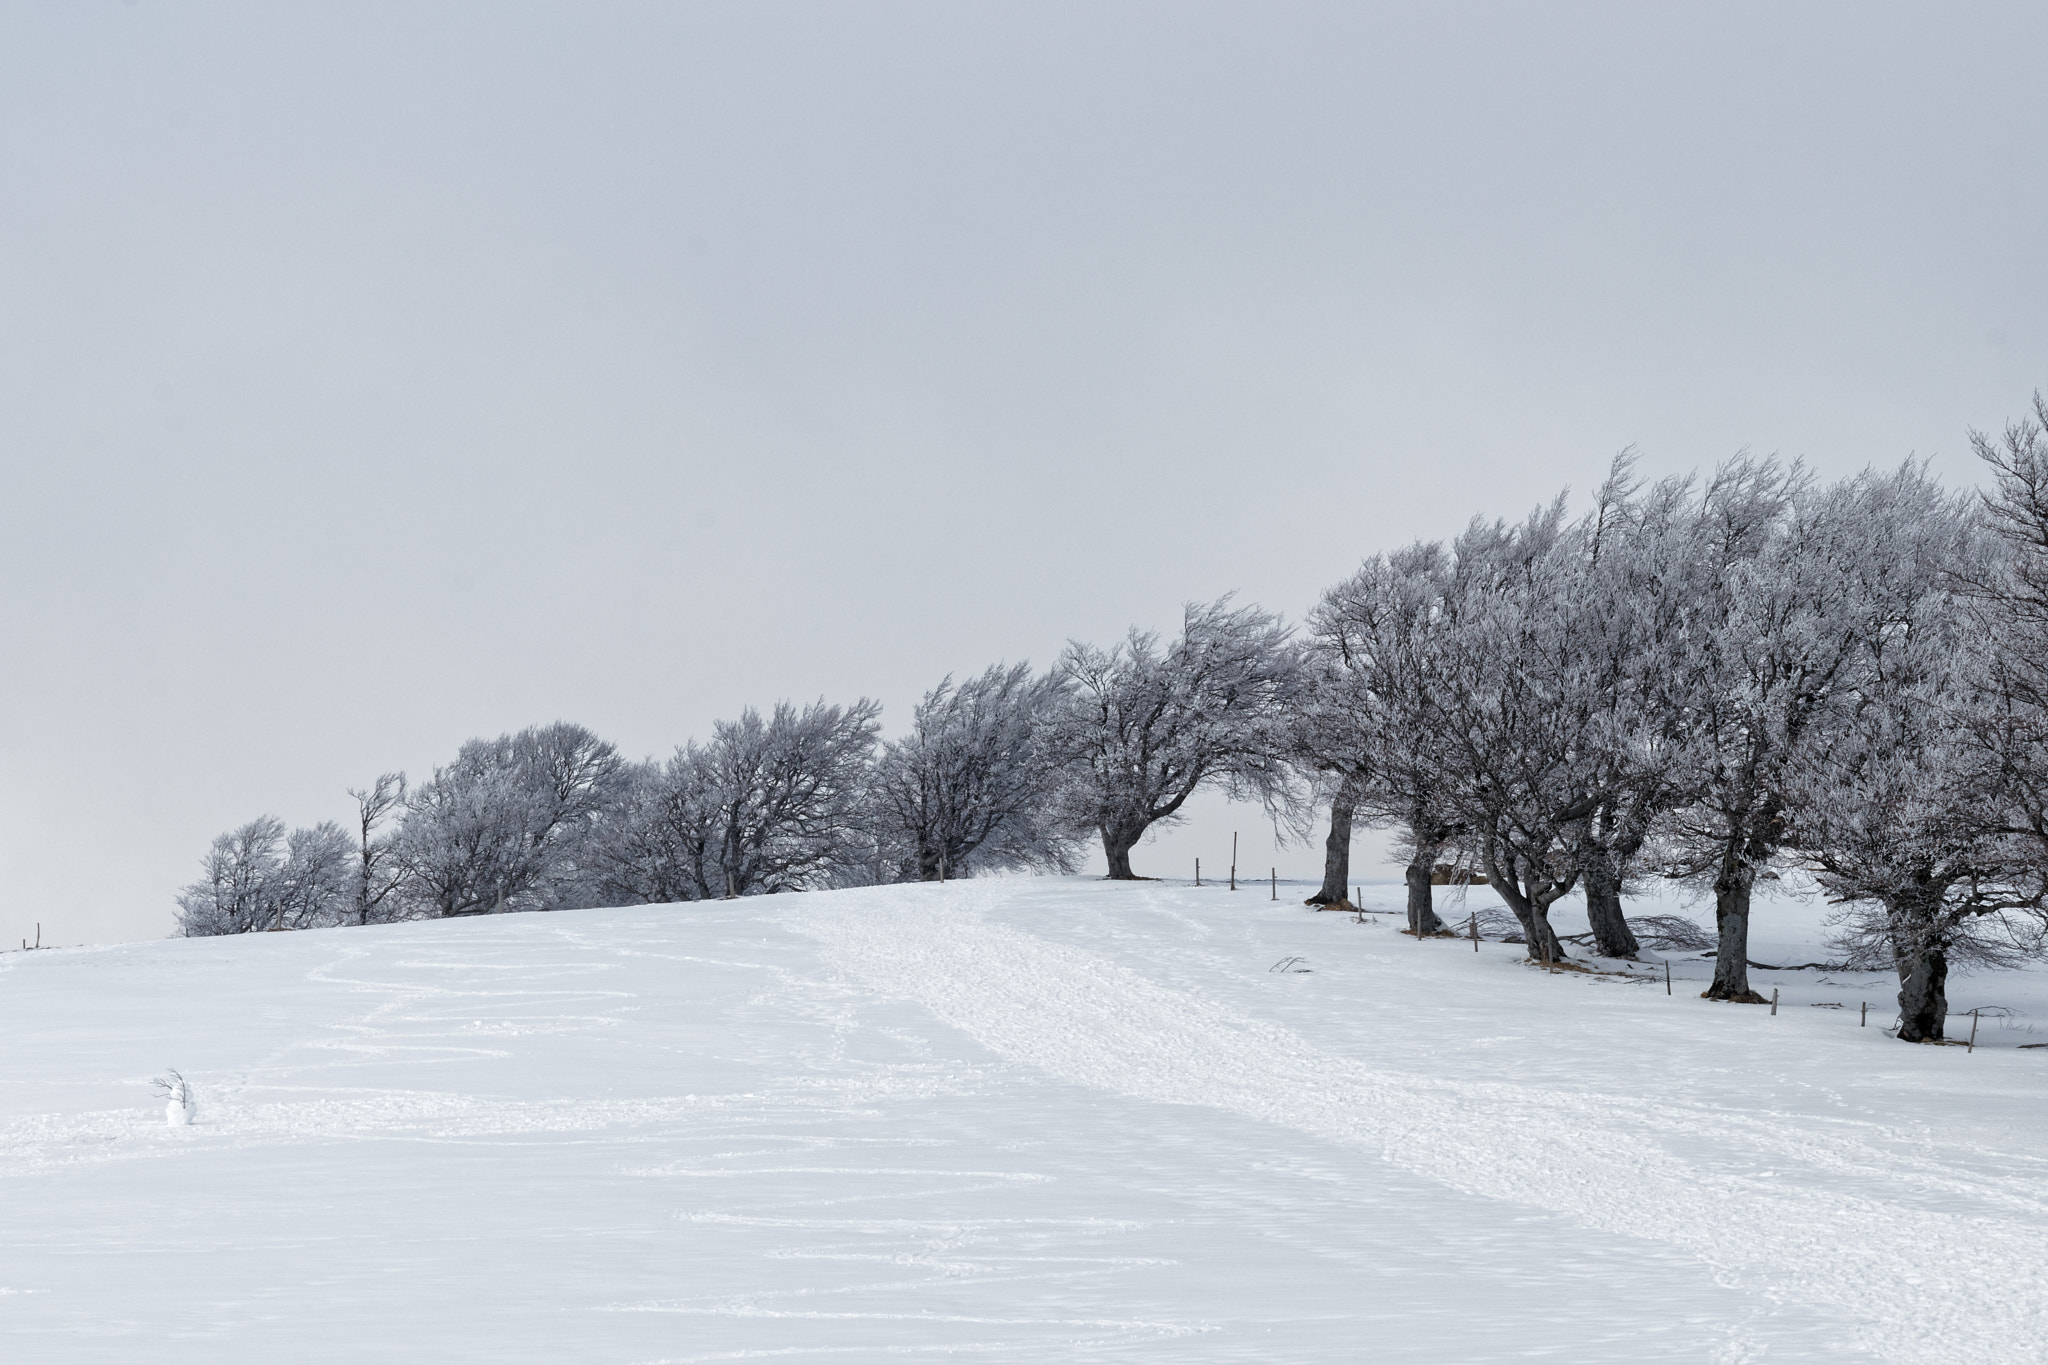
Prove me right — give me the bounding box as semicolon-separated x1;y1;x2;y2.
861;663;1081;883
175;816;354;935
593;699;882;900
391;722;629;917
1782;464;2042;1041
1045;596;1298;880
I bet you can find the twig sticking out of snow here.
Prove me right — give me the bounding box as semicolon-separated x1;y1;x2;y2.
151;1070;198;1127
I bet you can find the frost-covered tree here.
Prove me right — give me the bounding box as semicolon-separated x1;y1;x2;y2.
1047;598;1298;880
1285;604;1384;908
1781;473;2040;1040
1389;481;1683;961
392;765;525;916
177;816;288;935
1425;501;1604;963
1658;463;1956;1001
599;699;882;900
1969;391;2048;658
392;722;628;917
1649;459;1836;998
1303;543;1461;930
865;663;1078;881
583;759;700;905
1960;393;2048;886
176;815;353;935
1545;459;1713;960
273;823;355;929
346;772;407;926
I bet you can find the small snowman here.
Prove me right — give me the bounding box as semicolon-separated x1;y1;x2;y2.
152;1070;198;1127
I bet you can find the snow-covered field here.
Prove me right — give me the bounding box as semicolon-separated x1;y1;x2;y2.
4;878;2046;1363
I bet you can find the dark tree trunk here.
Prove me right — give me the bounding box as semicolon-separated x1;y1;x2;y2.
916;843;942;882
1102;822;1144;880
1490;874;1567;963
1895;945;1948;1043
1892;898;1950;1042
1407;869;1447;934
1404;824;1446;934
1580;855;1641;958
1310;787;1358;905
1404;858;1441;934
1703;840;1766;1003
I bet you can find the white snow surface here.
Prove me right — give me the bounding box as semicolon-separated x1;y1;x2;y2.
4;877;2047;1363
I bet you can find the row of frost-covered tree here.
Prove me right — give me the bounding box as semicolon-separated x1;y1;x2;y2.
181;395;2048;1043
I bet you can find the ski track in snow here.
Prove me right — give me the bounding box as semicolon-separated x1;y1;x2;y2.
790;881;2048;1365
7;885;2047;1361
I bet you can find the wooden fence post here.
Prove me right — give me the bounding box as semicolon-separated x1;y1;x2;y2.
1770;988;1779;1016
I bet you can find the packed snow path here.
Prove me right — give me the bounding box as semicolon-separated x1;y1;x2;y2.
3;880;2045;1362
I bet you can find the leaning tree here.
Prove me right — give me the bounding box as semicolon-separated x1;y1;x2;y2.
607;698;883;901
391;721;629;917
1426;500;1607;964
1305;542;1464;933
1782;465;2039;1039
865;662;1080;881
1049;597;1298;879
1656;463;1913;1002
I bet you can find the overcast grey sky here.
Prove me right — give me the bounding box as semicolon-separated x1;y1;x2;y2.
4;2;2045;945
